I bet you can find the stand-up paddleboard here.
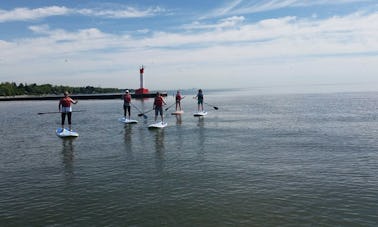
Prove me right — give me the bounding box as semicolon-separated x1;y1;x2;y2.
171;110;184;115
56;128;79;138
119;117;138;124
148;121;168;129
193;111;207;117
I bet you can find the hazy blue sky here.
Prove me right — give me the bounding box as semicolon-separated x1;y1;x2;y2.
0;0;377;90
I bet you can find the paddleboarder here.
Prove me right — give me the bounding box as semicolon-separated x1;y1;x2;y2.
58;91;78;131
195;89;204;112
175;90;183;111
123;89;132;119
153;92;167;123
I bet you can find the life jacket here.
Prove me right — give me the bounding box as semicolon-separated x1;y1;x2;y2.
124;94;131;103
197;93;203;100
60;97;71;107
154;96;163;107
176;94;181;101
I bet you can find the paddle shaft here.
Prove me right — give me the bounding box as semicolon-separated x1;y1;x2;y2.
38;110;85;115
130;103;148;119
204;102;218;110
138;108;154;117
165;96;185;111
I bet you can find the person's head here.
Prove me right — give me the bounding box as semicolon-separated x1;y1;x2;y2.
177;90;180;94
64;91;69;97
156;91;160;96
125;89;129;94
198;89;202;93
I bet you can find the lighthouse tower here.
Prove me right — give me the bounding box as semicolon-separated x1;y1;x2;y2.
135;65;149;95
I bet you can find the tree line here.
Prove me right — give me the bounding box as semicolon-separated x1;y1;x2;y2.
0;82;125;96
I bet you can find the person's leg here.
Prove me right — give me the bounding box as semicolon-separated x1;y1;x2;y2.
155;108;158;122
123;105;126;117
127;106;131;119
67;112;72;130
160;108;164;122
61;112;66;128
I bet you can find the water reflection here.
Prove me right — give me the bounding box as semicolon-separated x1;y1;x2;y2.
123;125;133;145
140;99;151;121
153;129;165;153
134;99;151;123
140;99;148;110
197;118;205;154
197;117;205;127
175;114;182;125
175;116;184;150
154;130;166;173
61;139;75;182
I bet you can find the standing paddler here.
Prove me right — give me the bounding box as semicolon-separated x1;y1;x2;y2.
195;89;204;112
153;91;167;123
123;89;132;120
58;91;78;131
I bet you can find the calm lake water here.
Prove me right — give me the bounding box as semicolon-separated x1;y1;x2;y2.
0;89;377;226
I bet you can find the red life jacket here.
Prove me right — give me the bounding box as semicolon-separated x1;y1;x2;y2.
176;94;181;101
124;94;131;103
154;96;163;107
60;97;71;107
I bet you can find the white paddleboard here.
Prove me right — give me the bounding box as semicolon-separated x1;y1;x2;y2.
193;111;207;117
119;117;138;124
56;128;79;138
171;110;184;115
148;121;168;129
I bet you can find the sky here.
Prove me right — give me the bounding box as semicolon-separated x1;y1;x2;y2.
0;0;377;91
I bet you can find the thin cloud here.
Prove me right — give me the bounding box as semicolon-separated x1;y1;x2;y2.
29;25;111;41
0;6;70;22
182;16;245;30
0;5;166;23
204;0;373;18
206;0;244;18
76;6;165;18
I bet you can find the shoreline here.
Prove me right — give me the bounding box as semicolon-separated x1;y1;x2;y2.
0;92;167;101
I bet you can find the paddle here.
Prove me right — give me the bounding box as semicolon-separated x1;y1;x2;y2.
38;110;86;115
164;103;175;111
204;102;219;110
137;108;154;118
165;96;185;111
131;103;148;119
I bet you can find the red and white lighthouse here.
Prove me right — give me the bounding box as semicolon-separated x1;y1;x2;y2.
135;65;149;95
